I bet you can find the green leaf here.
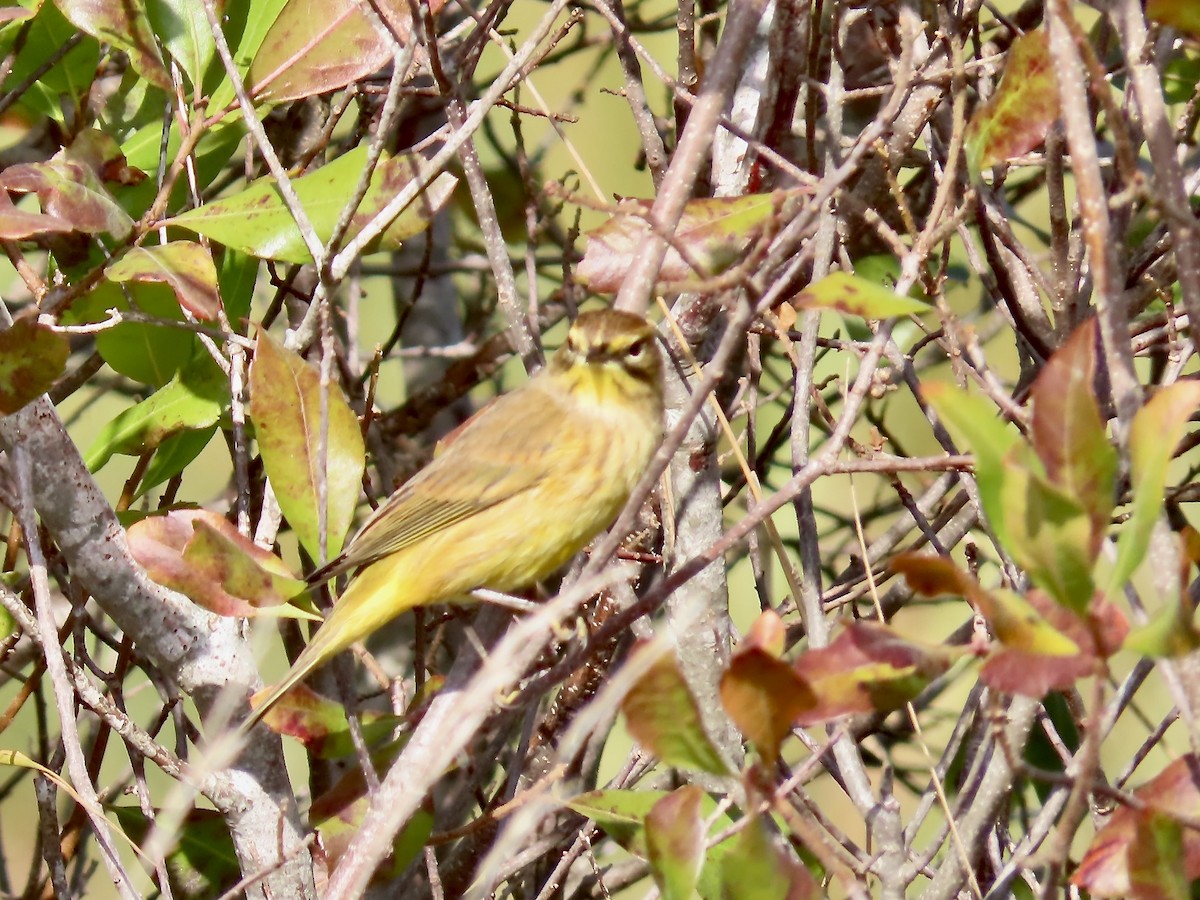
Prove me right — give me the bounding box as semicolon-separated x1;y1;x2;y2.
85;359;227;471
68;281;200;387
998;448;1096;615
621;643;731;776
205;0;291;113
136;426;218;500
145;0;215;91
251;684;400;757
1124;598;1200;659
646;786;706;900
4;1;99;123
216;247;259;328
566;789;731;859
1148;0;1200;37
167;146;458;264
248;328;365;560
922;381;1019;543
111;806;240;900
1110;383;1200;591
0;319;68;413
966;29;1059;175
706;814;817;900
794;271;930;319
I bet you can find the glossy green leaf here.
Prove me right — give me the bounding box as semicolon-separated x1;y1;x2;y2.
0;319;68;413
146;0;215;91
1110;383;1200;591
621;643;731;776
69;281;200;387
85;359;227;471
794;271;929;319
136;426;218;500
248;328;365;560
167;146;458;264
646;786;706;900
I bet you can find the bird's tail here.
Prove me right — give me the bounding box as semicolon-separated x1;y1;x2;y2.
238;632;330;736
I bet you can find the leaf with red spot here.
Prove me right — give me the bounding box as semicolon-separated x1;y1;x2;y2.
895;553;1126;697
0;319;68;414
250;684;399;757
0;148;134;239
966;29;1060;174
0;192;74;239
793;271;929;319
248;0;443;103
56;0;169;88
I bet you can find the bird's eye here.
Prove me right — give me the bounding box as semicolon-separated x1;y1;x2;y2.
627;339;646;358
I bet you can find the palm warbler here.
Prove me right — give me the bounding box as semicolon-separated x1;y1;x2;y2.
247;309;663;726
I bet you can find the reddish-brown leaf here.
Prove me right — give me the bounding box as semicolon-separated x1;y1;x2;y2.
1074;755;1200;897
966;29;1060;174
127;509;312;618
791;623;952;726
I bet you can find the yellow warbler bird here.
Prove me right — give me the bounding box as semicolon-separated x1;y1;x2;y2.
246;309;664;727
